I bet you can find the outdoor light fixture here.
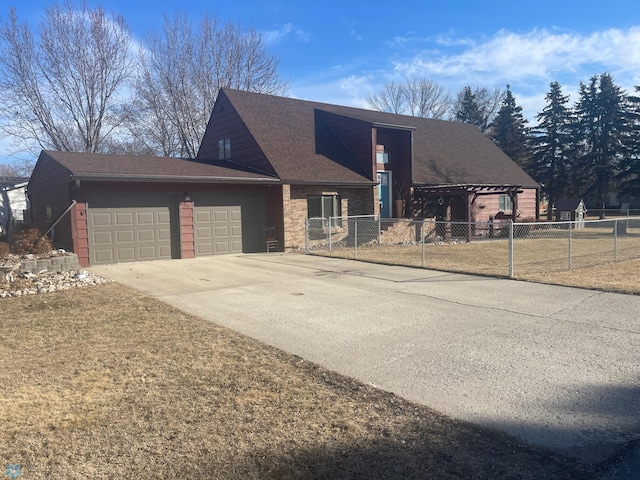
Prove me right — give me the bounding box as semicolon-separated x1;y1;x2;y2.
184;193;191;202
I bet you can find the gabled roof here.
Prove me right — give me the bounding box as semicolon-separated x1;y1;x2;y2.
34;150;278;184
201;89;538;188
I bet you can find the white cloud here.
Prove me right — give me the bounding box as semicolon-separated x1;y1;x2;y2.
262;23;309;46
393;27;640;86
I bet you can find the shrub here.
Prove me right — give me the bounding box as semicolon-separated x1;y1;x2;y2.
10;228;53;255
0;242;9;258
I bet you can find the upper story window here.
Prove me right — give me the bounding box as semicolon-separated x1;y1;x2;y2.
376;151;389;164
218;138;231;159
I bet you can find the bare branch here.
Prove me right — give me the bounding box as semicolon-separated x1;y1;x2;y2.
0;2;133;155
132;12;288;158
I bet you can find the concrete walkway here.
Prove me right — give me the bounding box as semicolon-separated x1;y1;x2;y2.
90;253;640;472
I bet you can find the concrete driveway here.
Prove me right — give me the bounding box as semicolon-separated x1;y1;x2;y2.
90;253;640;469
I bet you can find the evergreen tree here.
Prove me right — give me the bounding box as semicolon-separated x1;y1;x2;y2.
573;73;633;216
617;83;640;199
490;85;531;168
454;86;486;130
530;82;576;219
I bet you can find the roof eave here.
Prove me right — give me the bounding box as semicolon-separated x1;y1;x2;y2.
70;173;281;184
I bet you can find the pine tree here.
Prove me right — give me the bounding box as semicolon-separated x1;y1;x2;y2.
490;85;531;168
529;82;576;219
617;83;640;199
454;86;487;130
573;73;633;216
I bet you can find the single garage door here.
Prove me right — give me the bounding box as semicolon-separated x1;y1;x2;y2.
193;194;264;256
88;193;179;265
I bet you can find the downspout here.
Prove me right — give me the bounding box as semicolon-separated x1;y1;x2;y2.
42;200;77;238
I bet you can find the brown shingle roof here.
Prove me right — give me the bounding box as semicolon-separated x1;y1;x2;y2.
217;89;538;188
39;150;278;183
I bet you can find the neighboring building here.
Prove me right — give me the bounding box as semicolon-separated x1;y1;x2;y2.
28;88;538;266
1;177;29;237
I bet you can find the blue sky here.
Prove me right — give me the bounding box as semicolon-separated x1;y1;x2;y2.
2;0;640;164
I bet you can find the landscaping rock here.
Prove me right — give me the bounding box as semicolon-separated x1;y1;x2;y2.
0;269;109;298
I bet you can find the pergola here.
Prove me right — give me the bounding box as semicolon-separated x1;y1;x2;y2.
413;184;524;241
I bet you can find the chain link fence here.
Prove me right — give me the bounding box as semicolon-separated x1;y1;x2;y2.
305;216;640;279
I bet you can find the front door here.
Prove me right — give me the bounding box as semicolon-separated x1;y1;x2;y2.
377;171;392;218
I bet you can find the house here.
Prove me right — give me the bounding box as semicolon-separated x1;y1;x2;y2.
28;88;538;266
1;176;29;237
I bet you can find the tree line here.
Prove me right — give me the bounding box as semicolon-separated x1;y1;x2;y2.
0;1;287;170
367;75;640;213
1;2;638;210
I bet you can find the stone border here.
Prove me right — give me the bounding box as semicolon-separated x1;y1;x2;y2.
16;254;81;274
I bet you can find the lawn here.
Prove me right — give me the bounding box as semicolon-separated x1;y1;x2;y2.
0;283;596;479
316;228;640;294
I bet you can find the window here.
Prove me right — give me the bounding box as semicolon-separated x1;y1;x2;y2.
218;138;231;159
45;204;53;223
307;194;342;221
376;151;389;164
499;194;513;213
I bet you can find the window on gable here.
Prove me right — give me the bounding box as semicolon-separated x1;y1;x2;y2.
218;138;231;159
307;194;342;223
499;194;513;213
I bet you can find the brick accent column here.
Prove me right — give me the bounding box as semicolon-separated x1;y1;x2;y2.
71;202;90;267
180;199;195;258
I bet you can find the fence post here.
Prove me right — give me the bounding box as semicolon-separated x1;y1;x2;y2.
378;215;381;245
328;217;332;251
422;219;426;268
613;219;618;261
568;221;572;270
305;219;309;253
508;221;514;278
354;217;358;259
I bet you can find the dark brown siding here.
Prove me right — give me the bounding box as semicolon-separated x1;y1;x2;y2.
28;152;74;251
197;91;276;176
376;127;413;202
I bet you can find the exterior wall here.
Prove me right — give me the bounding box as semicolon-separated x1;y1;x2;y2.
375;128;413;206
472;188;538;223
197;92;277;176
67;181;278;265
28;153;75;251
283;184;375;249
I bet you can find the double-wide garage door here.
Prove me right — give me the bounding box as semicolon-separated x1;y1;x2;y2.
87;192;265;265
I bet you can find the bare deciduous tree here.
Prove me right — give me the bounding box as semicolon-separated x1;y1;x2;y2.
366;81;407;114
133;13;288;158
0;2;133;155
366;78;452;119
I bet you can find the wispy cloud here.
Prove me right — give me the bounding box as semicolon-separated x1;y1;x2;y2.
393;27;640;87
262;23;309;46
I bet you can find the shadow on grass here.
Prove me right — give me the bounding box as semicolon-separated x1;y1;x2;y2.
243;419;597;480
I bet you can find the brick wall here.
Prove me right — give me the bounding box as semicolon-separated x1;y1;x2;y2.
283;185;375;249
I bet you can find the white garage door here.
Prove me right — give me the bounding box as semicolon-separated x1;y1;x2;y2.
88;193;178;265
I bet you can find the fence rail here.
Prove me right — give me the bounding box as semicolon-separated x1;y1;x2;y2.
305;216;640;279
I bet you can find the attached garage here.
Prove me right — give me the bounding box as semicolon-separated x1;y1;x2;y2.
193;194;265;255
87;193;180;265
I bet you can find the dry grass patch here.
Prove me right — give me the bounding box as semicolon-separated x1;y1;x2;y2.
0;283;597;479
317;231;640;294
